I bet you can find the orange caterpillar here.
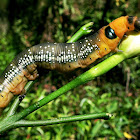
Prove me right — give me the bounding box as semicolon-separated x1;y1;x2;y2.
0;16;140;114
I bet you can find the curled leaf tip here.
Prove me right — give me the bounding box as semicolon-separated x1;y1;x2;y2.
81;22;94;33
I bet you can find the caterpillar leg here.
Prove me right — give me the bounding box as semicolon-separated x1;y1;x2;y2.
23;63;39;80
4;73;27;96
12;77;28;95
23;69;39;80
0;88;14;108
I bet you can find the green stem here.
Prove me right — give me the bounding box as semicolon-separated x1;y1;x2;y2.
0;113;112;133
13;113;112;128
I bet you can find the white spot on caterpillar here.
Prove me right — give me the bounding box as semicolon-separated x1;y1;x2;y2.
0;85;3;92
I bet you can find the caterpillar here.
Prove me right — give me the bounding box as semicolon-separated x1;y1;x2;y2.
0;16;140;114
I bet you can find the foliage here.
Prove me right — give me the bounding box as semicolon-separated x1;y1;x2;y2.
0;0;140;139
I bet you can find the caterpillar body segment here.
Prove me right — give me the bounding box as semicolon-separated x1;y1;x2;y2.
0;16;140;113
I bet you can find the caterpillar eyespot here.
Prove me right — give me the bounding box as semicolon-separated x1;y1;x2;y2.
0;16;140;115
105;26;117;39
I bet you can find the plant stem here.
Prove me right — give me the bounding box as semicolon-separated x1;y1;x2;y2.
13;113;112;127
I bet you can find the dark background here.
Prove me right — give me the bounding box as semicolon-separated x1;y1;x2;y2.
0;0;140;139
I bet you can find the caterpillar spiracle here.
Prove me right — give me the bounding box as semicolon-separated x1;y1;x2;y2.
0;16;140;115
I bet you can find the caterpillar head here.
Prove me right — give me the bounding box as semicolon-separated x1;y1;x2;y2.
108;16;140;39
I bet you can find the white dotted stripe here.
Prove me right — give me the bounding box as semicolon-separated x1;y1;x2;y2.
0;36;100;91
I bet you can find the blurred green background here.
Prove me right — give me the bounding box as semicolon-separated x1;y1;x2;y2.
0;0;140;139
